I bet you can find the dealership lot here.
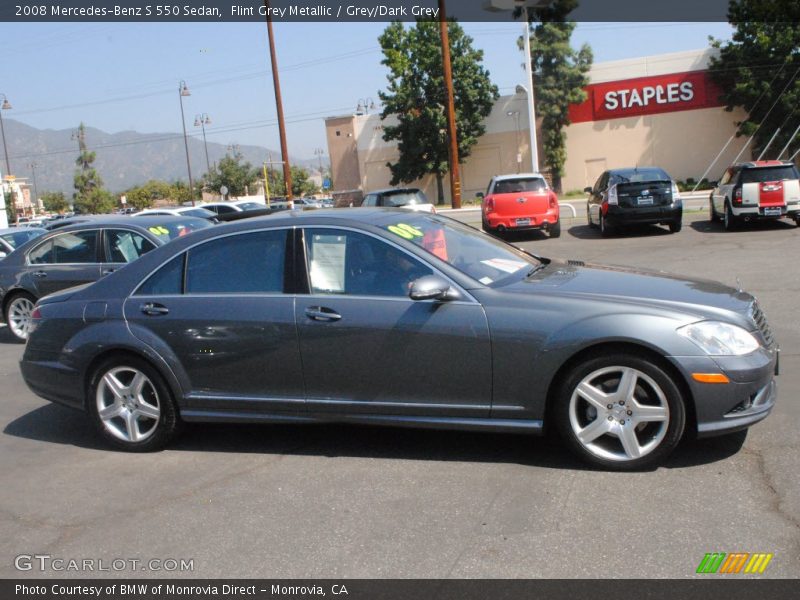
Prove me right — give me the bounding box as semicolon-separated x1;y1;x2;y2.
0;211;797;578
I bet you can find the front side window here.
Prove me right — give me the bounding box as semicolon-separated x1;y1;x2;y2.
304;228;433;297
29;230;98;264
185;230;287;294
105;229;157;263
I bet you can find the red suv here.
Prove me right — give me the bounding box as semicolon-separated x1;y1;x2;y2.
710;160;800;230
480;174;560;238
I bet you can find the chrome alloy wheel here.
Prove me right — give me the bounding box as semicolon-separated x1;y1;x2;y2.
96;367;161;443
568;366;670;462
7;296;35;340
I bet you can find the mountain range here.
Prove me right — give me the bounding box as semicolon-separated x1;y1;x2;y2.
0;119;327;196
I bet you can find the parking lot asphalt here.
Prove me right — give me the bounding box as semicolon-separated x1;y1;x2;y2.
0;211;797;579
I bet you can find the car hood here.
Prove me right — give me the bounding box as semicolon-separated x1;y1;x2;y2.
507;259;755;322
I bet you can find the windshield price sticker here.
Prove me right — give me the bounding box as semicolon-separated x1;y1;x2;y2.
387;223;424;239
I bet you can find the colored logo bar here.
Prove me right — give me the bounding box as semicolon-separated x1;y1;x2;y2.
696;553;773;574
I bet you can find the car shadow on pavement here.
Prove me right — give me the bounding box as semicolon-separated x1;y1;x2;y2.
690;218;797;235
567;223;673;240
5;403;748;471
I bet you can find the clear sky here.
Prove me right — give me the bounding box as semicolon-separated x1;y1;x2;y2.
1;21;732;161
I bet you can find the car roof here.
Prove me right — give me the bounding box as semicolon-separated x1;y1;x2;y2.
366;187;424;194
491;173;544;181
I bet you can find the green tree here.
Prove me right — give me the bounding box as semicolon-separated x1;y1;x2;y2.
73;122;109;211
290;166;318;197
41;191;69;213
75;188;115;215
378;19;498;204
124;180;175;210
521;0;592;193
203;152;260;197
708;0;800;160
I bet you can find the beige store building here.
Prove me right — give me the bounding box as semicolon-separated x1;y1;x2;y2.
324;48;751;203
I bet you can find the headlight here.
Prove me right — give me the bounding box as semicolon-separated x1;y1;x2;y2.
677;321;760;356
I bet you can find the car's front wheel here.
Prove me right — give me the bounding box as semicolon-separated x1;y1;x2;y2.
4;292;36;343
555;353;686;470
87;356;180;452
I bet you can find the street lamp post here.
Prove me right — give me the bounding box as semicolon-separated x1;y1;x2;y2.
0;94;13;177
194;113;212;173
356;98;376;115
178;80;195;206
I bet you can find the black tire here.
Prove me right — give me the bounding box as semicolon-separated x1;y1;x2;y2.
87;355;180;452
795;216;800;228
724;202;737;231
549;220;561;238
709;195;719;222
599;212;613;237
3;291;37;343
668;220;682;233
555;352;686;471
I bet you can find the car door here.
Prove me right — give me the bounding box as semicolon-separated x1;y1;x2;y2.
124;228;305;413
295;226;492;417
25;229;102;297
102;228;159;276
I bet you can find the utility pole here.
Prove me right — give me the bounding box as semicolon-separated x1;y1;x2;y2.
27;162;39;206
522;8;540;173
438;0;461;209
264;0;293;204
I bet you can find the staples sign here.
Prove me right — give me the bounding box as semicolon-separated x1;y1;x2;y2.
569;71;723;123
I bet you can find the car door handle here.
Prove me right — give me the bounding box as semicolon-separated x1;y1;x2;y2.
305;306;341;322
102;267;116;275
140;302;169;316
32;270;47;278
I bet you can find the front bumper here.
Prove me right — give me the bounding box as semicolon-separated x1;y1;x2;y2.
670;346;778;438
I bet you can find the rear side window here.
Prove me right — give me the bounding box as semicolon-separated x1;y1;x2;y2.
105;229;157;263
185;230;287;294
137;255;184;296
741;166;799;184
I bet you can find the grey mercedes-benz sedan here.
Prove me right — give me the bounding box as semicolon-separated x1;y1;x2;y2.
20;209;778;470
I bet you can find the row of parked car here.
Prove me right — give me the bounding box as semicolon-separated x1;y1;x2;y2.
478;160;800;239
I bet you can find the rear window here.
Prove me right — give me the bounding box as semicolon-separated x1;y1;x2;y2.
611;168;670;183
741;165;799;184
178;208;217;219
494;178;547;194
1;228;45;249
381;190;428;207
143;219;213;241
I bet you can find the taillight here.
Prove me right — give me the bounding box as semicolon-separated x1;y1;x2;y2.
549;193;557;209
734;187;742;205
485;197;495;213
607;184;619;205
31;307;41;320
671;180;681;200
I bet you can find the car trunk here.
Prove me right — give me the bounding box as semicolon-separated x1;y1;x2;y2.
615;180;673;208
490;191;550;218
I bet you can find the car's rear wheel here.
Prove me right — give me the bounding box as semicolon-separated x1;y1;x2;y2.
724;202;738;231
555;353;686;470
87;356;179;452
549;220;561;238
600;212;613;237
668;220;682;233
4;292;36;343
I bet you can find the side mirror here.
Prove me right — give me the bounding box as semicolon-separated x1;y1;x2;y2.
409;275;459;301
476;192;484;199
583;187;593;194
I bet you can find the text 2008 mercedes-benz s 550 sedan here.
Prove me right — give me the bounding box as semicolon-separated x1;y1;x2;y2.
20;209;778;470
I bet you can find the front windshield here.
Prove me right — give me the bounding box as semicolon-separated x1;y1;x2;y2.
383;191;427;207
1;228;45;249
377;213;539;285
179;208;216;219
236;202;264;211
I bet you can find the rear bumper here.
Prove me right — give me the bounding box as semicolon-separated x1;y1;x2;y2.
605;203;682;227
731;204;800;219
20;357;84;410
484;208;559;230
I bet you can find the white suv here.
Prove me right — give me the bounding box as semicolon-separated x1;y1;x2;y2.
710;160;800;231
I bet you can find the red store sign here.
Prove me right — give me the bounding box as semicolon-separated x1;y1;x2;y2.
568;70;724;123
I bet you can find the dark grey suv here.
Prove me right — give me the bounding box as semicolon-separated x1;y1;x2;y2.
20;210;777;470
